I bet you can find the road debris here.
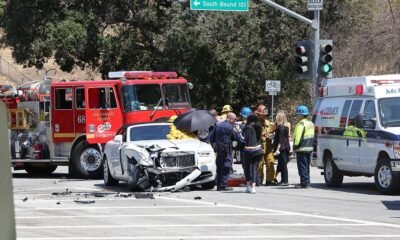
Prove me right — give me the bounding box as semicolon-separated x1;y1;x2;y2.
51;188;71;196
115;193;133;198
194;196;202;200
22;197;28;202
134;193;154;199
74;199;95;204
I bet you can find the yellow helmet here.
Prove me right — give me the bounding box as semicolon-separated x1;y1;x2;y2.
221;104;233;114
168;115;178;123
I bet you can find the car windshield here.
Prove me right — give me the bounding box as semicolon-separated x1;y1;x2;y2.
379;98;400;127
122;84;162;112
129;125;170;141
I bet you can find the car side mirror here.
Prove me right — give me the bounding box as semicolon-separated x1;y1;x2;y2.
355;114;365;128
113;135;123;143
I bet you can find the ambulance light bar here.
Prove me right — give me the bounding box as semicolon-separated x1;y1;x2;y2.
370;80;400;85
355;84;363;95
319;87;328;97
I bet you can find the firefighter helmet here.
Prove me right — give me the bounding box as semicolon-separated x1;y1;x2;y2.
296;105;309;115
221;104;233;114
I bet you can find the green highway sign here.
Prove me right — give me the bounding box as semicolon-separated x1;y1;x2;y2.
190;0;249;11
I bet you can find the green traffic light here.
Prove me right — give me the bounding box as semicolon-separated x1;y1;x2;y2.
321;64;332;73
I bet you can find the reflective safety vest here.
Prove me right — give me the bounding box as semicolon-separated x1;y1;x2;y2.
343;125;366;138
293;118;315;152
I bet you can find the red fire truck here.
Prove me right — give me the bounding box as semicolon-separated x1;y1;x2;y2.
0;71;192;178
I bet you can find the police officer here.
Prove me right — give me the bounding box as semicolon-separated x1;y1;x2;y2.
210;112;240;191
218;104;233;122
293;105;315;189
255;104;276;185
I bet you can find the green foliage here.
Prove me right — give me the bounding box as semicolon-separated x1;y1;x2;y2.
0;0;373;113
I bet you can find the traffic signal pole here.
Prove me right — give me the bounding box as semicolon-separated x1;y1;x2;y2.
260;0;321;104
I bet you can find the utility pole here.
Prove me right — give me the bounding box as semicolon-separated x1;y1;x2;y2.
260;0;321;104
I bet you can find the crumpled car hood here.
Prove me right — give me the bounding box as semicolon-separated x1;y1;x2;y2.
131;139;212;153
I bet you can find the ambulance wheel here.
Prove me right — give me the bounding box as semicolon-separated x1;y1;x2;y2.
324;154;343;187
374;158;400;195
104;157;118;186
201;180;216;190
25;165;57;175
71;141;103;179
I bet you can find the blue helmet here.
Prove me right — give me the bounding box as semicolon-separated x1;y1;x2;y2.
240;107;252;118
296;105;309;116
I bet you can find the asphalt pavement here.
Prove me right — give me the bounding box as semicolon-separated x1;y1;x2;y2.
11;161;400;240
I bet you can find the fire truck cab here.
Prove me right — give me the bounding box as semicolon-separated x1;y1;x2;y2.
312;74;400;194
3;71;192;178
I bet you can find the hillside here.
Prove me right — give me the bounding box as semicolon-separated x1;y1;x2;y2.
0;47;101;86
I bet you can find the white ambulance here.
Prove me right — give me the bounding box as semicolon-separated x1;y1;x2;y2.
312;75;400;194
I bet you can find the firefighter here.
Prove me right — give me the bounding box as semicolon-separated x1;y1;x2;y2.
255;104;276;185
218;104;233;122
293;105;315;189
210;112;240;191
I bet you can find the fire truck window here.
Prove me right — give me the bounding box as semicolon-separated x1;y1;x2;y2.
347;100;363;126
55;88;73;110
75;88;85;109
88;87;117;109
163;84;191;109
122;85;161;111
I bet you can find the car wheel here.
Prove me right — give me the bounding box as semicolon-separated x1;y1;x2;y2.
374;158;400;194
324;154;343;187
25;165;57;175
104;158;118;186
71;141;103;179
127;163;141;192
201;180;216;190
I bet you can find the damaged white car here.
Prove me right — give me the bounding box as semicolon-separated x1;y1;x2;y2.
103;123;216;192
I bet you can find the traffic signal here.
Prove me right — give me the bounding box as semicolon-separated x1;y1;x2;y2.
319;39;333;78
295;40;313;80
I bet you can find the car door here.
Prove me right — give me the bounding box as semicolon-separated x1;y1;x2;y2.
359;99;377;173
107;128;127;178
342;99;363;171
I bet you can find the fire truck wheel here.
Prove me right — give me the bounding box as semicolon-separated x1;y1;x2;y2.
324;154;343;187
25;165;57;175
374;158;400;195
104;158;118;186
72;141;103;179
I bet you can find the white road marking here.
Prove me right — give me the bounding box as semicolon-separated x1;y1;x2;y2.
17;223;377;229
16;234;400;239
158;196;400;229
15;205;222;211
16;213;289;219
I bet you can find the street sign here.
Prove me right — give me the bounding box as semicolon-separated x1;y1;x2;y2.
308;0;323;11
190;0;249;11
265;80;281;92
269;92;277;96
